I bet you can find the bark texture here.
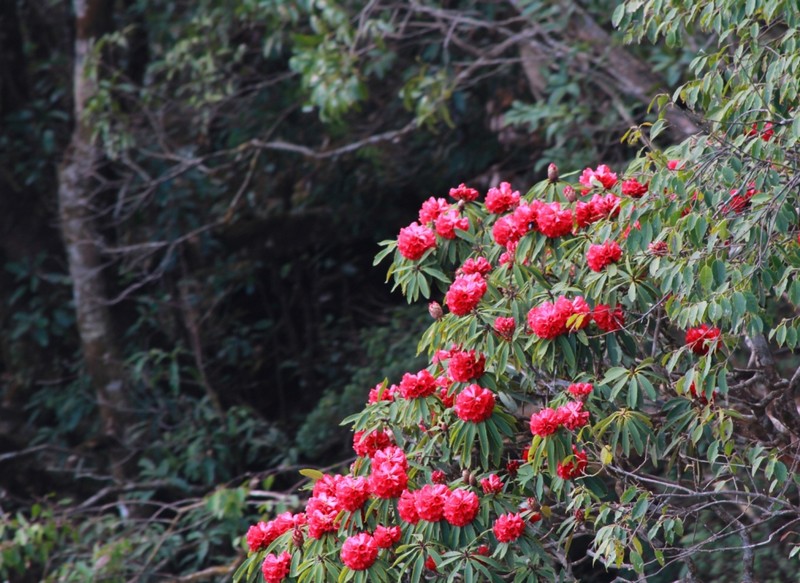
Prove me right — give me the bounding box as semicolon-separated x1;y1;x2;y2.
58;1;129;459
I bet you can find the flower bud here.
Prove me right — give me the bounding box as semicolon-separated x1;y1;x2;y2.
563;185;576;202
428;301;444;320
292;526;304;547
647;241;668;257
574;508;585;523
547;163;559;183
462;469;471;484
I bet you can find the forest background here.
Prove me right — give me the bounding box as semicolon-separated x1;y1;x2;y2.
0;0;796;581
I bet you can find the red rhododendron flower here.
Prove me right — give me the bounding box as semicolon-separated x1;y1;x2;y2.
587;193;621;220
485;182;520;213
448;350;486;382
586;240;622;272
557;400;590;430
246;522;271;552
443;488;480;527
340;533;378;571
506;459;520;476
494;316;515;340
493;512;526;543
492;215;523;249
369;446;408;499
567;296;591;331
398;489;420;524
459;257;492;276
480;474;503;494
724;184;756;214
556;446;588;480
261;552;292;583
747;121;774;141
397;222;436;260
685;324;721;355
445;273;487;316
687;381;717;405
431;470;447;484
621;179;648;198
373;525;402;548
449;183;480;202
528;296;579;339
536;202;574;238
529;408;563;437
667;159;682;170
579;164;618;190
312;474;343;498
418;197;450;224
425;556;438;572
353;428;394;458
568;382;593;398
368;382;397;404
435;210;470;239
439;386;455;408
454;384;495;423
414;484;450;522
593;304;625;332
306;493;340;539
648;241;669;256
335;476;371;512
399;370;438;399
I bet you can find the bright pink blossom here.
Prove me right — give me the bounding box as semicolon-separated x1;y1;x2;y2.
397;222;436;260
261;552;292;583
493;512;526;543
593;304;625;332
568;383;593;398
459;257;492;276
341;533;378;571
557;400;590;430
536;202;573;238
621;179;648;198
485;182;520;214
454;384;495;423
579;164;618;190
586;240;622;272
481;474;503;494
556;446;588;480
418;197;450;224
414;484;451;522
443;488;480;527
367;382;397;404
445;273;487;316
448;350;486;382
399;370;438;399
435;210;470;239
449;183;480;202
685;324;721;355
398;489;420;524
494;316;516;340
353;428;394;458
529;408;563;437
373;525;402;548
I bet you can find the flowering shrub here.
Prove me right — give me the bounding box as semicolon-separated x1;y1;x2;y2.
235;2;800;580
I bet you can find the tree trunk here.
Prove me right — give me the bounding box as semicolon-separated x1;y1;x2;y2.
58;0;130;479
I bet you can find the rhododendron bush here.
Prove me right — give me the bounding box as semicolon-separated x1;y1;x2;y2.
234;3;800;582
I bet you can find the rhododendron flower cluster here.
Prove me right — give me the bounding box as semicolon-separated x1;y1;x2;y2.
247;512;306;552
568;382;593;399
493;512;526;543
341;532;379;571
458;256;492;276
494;316;516;340
445;272;487;315
335;476;371;511
527;296;590;339
586;240;622;272
529;401;590;436
449;183;480;202
261;551;292;583
454;384;495;422
373;525;402;548
485;181;520;213
592;303;625;332
685;324;721;355
480;474;503;494
397;222;436;260
399;369;438;399
579;164;618;190
556;447;588;480
353;428;394;458
435;210;469;239
446;349;486;382
443;488;480;526
621;178;648;198
369;446;409;499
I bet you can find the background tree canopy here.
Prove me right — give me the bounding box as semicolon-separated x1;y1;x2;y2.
0;0;797;581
